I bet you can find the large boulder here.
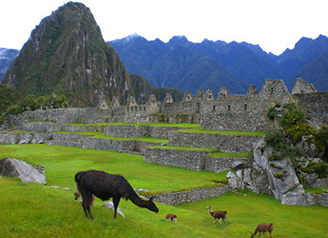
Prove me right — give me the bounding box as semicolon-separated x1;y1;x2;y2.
0;158;46;184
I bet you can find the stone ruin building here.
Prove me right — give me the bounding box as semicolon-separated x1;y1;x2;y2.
93;78;328;131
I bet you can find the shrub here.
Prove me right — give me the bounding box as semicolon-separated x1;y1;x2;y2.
280;102;306;129
267;107;275;121
265;129;286;151
314;125;328;162
301;162;328;178
274;172;283;179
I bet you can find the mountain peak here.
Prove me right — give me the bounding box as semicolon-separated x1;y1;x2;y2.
2;1;132;107
168;35;190;47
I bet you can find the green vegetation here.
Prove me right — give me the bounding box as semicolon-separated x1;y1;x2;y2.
54;131;168;144
301;162;328;178
177;128;266;136
274;172;283;179
314;125;328;162
0;144;224;193
304;186;328;194
66;122;200;128
0;145;327;238
150;145;218;152
0;84;20;124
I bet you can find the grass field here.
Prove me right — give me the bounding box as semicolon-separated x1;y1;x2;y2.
177;128;266;136
54;131;169;144
66;122;200;128
0;144;327;238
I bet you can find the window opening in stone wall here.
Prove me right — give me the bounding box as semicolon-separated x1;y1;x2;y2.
127;107;129;112
271;88;274;94
209;95;212;99
144;106;146;110
131;107;133;111
244;104;247;110
139;106;142;111
135;106;138;111
228;105;231;111
213;105;215;112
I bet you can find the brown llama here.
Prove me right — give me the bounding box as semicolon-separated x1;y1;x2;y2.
75;170;159;219
250;223;274;238
165;214;177;223
206;206;227;224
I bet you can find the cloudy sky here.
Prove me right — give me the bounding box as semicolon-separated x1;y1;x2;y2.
1;0;328;55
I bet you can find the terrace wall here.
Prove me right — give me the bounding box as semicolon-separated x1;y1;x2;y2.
168;131;262;153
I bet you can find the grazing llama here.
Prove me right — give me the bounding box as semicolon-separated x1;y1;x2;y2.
206;206;227;224
250;223;274;238
75;170;159;219
165;214;177;223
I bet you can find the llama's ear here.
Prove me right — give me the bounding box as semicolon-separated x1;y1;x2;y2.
149;196;155;202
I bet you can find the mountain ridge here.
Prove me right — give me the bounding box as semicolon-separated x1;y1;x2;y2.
110;34;328;93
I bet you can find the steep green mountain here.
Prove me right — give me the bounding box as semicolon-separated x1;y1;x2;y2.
110;34;328;93
130;74;183;104
2;2;148;107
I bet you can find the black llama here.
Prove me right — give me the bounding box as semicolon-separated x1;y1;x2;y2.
75;170;159;219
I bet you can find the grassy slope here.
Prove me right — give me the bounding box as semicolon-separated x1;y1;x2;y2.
0;144;225;193
0;144;327;238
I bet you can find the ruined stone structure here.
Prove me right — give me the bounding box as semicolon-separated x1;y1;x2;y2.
5;78;326;132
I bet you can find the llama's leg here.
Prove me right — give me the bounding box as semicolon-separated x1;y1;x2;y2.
82;192;94;219
113;197;121;219
213;218;216;223
219;219;222;224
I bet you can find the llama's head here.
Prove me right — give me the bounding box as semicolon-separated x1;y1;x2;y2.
147;196;159;213
206;206;211;210
74;190;81;200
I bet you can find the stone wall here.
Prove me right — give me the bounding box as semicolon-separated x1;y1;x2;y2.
205;156;252;173
293;91;328;123
161;101;200;114
62;125;106;133
200;98;272;131
105;125;148;138
0;132;51;144
17;122;62;133
144;148;208;171
146;185;229;205
105;125;188;139
169;131;262;153
50;133;158;154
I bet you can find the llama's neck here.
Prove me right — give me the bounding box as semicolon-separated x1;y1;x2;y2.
207;208;214;216
128;190;148;208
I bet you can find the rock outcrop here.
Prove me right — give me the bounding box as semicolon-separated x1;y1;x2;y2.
0;158;46;184
227;138;328;206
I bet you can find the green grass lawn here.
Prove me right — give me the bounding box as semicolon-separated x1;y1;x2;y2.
178;128;266;136
150;145;219;152
0;144;225;193
0;178;327;238
66;122;200;128
0;144;327;238
54;131;168;144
